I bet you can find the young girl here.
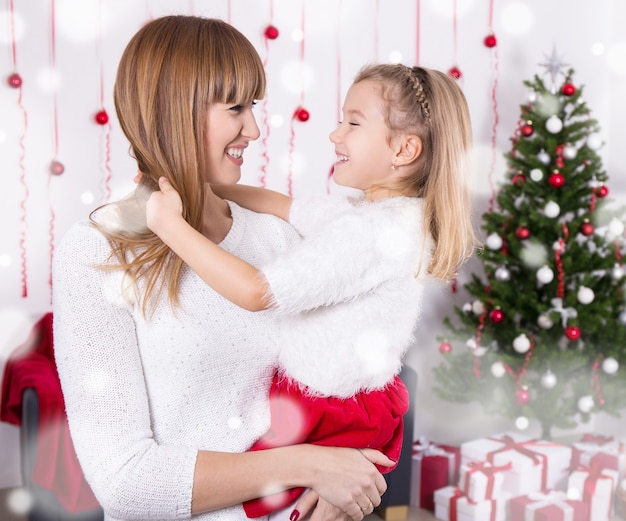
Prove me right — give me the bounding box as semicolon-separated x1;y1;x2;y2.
146;63;476;518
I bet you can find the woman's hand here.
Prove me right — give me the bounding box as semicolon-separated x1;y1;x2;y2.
146;177;184;235
301;446;391;521
295;491;352;521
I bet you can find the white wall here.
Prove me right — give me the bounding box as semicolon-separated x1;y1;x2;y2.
1;0;626;488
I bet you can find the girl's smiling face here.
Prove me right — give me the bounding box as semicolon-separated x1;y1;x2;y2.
329;80;399;200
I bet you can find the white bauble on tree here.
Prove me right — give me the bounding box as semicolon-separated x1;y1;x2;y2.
587;134;602;150
495;266;511;282
545;115;563;133
537;313;554;329
541;370;557;389
537;265;554;284
578;395;594;413
486;233;503;250
611;264;624;281
602;357;619;375
543;201;560;218
529;168;544;181
513;333;531;354
577;286;595;305
491;361;506;378
608;218;625;239
618;310;626;325
472;300;486;315
562;145;577;159
537;150;551;164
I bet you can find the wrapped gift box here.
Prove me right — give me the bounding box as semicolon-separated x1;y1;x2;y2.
509;490;590;521
410;439;459;511
571;434;625;481
458;461;509;503
567;465;619;521
433;485;507;521
461;432;571;496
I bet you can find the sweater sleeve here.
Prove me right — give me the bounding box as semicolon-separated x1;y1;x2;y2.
52;222;197;520
261;202;422;315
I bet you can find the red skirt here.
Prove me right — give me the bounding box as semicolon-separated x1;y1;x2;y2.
243;373;409;517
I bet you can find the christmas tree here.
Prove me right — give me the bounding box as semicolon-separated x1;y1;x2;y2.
433;51;626;439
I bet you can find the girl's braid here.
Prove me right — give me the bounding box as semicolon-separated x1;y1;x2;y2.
403;65;430;119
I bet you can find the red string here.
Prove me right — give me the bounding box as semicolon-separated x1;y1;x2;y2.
591;357;605;407
486;0;499;212
259;0;274;188
415;0;421;64
555;223;569;299
10;0;29;298
98;0;112;202
48;0;59;302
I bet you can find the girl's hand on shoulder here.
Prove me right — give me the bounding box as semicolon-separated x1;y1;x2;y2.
146;177;184;234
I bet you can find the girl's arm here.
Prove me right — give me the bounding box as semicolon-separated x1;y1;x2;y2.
212;183;292;221
147;178;271;311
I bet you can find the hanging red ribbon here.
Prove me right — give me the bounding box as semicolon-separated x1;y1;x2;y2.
258;0;277;188
486;0;499;212
97;0;112;202
8;0;29;298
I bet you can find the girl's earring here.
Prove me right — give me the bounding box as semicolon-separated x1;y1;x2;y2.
391;162;397;171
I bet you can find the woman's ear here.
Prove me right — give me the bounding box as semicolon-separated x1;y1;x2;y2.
393;134;423;167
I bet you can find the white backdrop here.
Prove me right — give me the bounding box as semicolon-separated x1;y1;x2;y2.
1;0;626;488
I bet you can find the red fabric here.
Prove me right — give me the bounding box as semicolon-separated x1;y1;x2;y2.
243;373;409;518
0;312;100;513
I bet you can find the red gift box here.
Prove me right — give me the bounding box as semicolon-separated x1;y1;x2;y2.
410;438;459;511
509;491;590;521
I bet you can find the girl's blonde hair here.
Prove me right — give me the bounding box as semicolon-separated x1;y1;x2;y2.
90;16;266;314
354;64;478;280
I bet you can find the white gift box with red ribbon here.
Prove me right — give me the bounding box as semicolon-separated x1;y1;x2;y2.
433;486;508;521
508;490;590;521
571;434;625;481
410;438;459;510
460;432;572;496
458;461;510;503
567;464;619;521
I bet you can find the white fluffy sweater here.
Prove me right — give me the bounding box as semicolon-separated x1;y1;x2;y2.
262;194;431;398
52;202;299;521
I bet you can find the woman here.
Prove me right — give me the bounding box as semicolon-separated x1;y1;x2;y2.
52;15;390;521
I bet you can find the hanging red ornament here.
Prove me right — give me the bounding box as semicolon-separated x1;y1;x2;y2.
549;171;565;188
483;34;497;48
512;172;525;186
294;106;310;122
8;72;22;88
489;308;505;324
94;109;109;125
597;185;609;198
564;326;581;341
520;123;534;137
439;341;452;354
516;388;530;405
580;220;594;236
448;66;462;79
50;159;65;176
264;24;279;40
562;83;576;96
515;226;530;240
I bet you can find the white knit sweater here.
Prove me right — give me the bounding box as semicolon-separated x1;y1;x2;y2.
262;194;431;398
52;201;299;521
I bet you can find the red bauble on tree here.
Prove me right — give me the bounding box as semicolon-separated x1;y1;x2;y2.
294;107;310;122
549;171;565;188
564;326;581;341
439;341;452;354
561;83;576;96
580;220;594;236
448;66;462;79
515;226;530;240
7;72;22;88
483;34;497;48
264;24;279;40
516;388;530;405
597;184;609;198
520;123;534;137
512;172;526;186
489;308;505;324
94;109;109;125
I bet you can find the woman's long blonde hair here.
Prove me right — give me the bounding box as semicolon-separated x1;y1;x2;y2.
354;64;478;280
90;16;266;314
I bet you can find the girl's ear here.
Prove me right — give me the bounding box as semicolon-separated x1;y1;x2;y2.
393;134;423;167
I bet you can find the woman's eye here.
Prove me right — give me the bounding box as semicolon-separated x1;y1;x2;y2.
229;104;244;112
